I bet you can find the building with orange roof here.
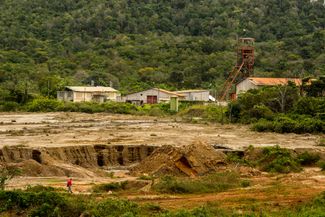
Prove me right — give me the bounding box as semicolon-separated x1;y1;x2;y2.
236;77;302;96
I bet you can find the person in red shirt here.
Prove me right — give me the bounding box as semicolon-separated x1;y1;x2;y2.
67;178;73;193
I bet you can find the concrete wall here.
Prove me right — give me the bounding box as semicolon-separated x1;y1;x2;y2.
57;91;73;101
177;91;210;101
236;79;258;95
124;89;175;104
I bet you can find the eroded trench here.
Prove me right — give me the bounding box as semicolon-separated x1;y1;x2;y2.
0;144;157;171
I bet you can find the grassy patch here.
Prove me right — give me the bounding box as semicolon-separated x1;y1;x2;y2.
227;146;308;174
317;137;325;147
138;174;154;181
153;172;240;194
89;198;139;217
178;104;227;123
92;181;128;193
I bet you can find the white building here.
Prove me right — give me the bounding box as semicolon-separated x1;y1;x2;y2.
236;77;302;96
174;90;210;101
123;88;185;105
57;86;120;103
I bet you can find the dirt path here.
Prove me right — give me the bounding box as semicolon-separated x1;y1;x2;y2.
6;169;135;193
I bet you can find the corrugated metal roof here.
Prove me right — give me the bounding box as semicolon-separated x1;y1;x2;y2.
66;86;118;92
248;77;302;86
175;89;208;93
124;88;185;97
154;88;185;97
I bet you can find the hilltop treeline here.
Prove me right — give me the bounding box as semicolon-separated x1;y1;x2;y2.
0;0;324;102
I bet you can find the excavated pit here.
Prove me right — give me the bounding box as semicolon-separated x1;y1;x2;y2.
0;144;157;177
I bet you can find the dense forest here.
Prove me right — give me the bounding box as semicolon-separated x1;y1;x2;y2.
0;0;324;103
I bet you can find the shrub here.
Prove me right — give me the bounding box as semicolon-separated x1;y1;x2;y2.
226;101;241;123
273;116;297;133
157;103;172;113
251;119;274;132
179;104;227;123
297;152;320;166
138;175;154;180
258;146;302;173
25;185;56;192
0;189;85;216
0;164;21;190
0;101;20;112
252;115;325;134
148;107;165;116
180;105;206;117
26;98;63;112
294;97;325;116
296;117;324;133
92;181;128;193
240;180;251;188
77;102;105;113
0;190;65;212
57;102;79;112
158;206;213;217
226;152;253;166
318;161;325;171
317;113;325;121
248;104;275;120
204;105;227;123
103;102;137;114
90;199;139;217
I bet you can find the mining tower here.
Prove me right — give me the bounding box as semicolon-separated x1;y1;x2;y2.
219;38;255;101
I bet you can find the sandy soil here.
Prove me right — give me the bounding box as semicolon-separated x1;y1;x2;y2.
6;169;134;193
1;112;325;211
0;112;322;150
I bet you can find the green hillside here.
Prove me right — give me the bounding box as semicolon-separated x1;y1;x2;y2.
0;0;324;102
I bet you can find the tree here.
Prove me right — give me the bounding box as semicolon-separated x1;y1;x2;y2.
274;82;300;113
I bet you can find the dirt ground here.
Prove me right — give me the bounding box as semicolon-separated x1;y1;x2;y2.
6;167;325;211
127;167;325;210
1;112;325;211
0;112;321;149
